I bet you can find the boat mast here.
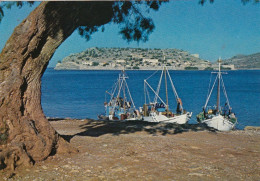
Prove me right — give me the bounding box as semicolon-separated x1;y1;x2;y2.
216;58;221;113
144;81;146;105
123;69;126;113
164;66;169;115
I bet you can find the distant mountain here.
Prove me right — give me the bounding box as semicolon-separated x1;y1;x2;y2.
223;53;260;69
55;47;211;70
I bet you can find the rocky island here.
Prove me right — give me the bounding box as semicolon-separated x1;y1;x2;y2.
223;53;260;69
54;47;229;70
54;47;260;71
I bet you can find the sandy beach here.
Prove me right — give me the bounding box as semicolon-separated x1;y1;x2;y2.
1;119;260;180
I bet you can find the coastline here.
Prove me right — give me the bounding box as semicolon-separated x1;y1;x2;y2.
51;67;260;71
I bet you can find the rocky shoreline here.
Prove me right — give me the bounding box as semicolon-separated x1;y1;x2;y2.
53;67;259;71
54;65;189;71
1;119;260;180
54;47;260;70
54;47;216;71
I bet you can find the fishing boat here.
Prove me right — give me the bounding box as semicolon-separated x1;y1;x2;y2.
98;69;142;121
196;58;237;131
140;66;192;124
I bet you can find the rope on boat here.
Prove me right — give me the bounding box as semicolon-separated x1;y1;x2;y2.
111;77;124;114
204;75;218;109
206;73;213;101
154;70;164;103
145;84;151;104
220;75;231;110
109;77;120;104
144;79;167;106
167;68;179;101
145;69;159;81
125;79;136;110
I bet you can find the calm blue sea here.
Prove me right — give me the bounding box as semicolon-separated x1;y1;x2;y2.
41;69;260;129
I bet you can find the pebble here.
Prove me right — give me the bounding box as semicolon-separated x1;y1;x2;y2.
190;146;200;150
85;152;90;155
70;169;79;173
63;165;70;168
188;173;205;177
98;176;106;179
228;154;235;158
85;169;92;173
112;167;124;172
42;165;48;170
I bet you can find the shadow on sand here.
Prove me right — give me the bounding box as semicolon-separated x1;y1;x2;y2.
51;119;217;142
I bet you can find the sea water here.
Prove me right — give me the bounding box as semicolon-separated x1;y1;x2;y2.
41;69;260;129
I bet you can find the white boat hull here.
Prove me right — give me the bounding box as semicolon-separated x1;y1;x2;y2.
143;112;191;124
201;115;235;131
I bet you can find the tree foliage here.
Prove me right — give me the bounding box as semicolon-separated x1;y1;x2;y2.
0;1;165;43
0;1;34;22
77;1;164;42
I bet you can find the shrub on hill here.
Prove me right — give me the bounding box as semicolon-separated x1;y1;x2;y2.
185;66;198;70
92;62;99;66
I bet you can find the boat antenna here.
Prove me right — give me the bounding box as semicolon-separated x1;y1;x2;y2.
122;65;125;75
216;57;221;113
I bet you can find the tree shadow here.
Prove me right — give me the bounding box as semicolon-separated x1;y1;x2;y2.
58;119;217;142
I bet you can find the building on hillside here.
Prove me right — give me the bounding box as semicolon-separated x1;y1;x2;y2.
197;62;211;70
132;54;143;59
116;59;126;64
109;63;116;67
82;61;92;66
167;59;175;63
222;64;235;70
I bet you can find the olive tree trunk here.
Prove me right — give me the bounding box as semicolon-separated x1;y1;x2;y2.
0;1;113;170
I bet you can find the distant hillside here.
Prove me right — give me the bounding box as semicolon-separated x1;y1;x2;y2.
223;53;260;69
55;47;211;70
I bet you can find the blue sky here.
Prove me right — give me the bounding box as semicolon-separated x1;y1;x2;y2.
0;1;259;67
